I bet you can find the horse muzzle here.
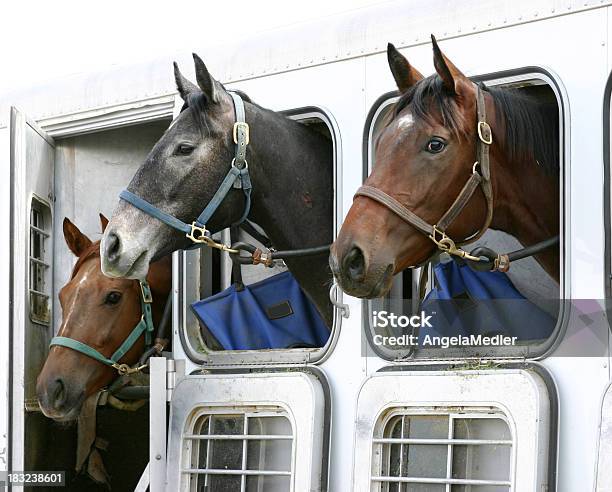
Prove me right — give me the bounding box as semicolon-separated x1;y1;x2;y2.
36;374;85;422
101;225;151;280
330;241;395;299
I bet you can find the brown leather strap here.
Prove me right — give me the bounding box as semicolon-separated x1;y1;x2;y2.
355;185;434;236
436;171;482;232
468;85;494;243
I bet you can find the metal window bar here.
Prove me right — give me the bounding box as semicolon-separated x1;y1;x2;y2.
29;224;49;237
29;202;51;325
372;411;512;491
184;435;292;441
184;410;294;491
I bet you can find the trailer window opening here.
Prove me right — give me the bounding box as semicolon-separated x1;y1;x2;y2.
29;197;52;325
183;408;294;491
179;108;339;365
372;410;513;491
364;72;564;360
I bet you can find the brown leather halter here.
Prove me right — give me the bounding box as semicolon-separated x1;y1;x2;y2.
355;85;494;266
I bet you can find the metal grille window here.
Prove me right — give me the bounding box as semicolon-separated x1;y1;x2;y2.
29;198;51;324
372;410;513;491
183;408;294;492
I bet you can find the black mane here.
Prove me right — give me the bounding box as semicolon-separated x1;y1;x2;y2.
392;75;559;175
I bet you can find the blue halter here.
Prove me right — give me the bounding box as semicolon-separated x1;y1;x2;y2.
119;91;252;246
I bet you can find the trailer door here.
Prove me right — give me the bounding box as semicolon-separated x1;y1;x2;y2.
165;371;329;492
8;107;55;472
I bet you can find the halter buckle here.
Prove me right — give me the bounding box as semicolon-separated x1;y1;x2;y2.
477;121;493;145
140;282;153;304
429;225;484;262
233;121;250;145
186;222;209;243
429;226;455;252
112;362;148;376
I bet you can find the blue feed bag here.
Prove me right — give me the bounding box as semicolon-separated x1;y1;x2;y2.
420;260;556;341
191;271;330;350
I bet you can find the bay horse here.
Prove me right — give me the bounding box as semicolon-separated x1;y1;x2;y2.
36;215;172;422
330;36;559;298
100;54;334;326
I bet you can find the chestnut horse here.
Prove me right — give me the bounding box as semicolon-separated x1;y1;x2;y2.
36;215;171;421
330;37;559;298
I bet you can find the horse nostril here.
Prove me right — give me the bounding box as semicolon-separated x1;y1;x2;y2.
344;246;366;282
105;232;121;263
51;378;66;410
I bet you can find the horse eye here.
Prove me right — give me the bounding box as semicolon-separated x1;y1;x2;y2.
175;143;195;156
105;291;122;305
426;138;446;154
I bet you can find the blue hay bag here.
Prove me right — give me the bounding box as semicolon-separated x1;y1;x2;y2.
420;259;556;341
191;270;330;350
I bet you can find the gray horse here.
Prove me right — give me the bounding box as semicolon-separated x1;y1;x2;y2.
101;54;334;326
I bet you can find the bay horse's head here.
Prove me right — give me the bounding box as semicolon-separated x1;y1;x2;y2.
101;54;248;280
331;37;497;298
36;215;171;422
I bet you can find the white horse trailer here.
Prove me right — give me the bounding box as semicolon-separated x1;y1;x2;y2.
2;0;612;490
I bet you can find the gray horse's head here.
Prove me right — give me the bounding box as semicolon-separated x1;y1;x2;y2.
101;54;247;279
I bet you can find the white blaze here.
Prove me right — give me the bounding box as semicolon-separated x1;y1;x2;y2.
397;112;414;131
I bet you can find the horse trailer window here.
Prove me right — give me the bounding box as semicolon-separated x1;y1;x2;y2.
372;411;512;491
29;197;52;325
177;108;340;365
354;370;553;491
183;409;293;491
167;373;327;491
364;70;565;360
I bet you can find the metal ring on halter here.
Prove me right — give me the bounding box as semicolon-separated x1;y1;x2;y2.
233;121;250;145
477;121;493;145
186;222;209;243
231;157;248;170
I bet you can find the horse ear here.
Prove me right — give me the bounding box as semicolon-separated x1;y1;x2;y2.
63;218;92;257
193;53;220;104
387;43;423;93
99;213;109;233
431;35;470;96
173;62;199;101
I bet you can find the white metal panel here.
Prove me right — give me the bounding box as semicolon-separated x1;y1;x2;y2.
149;357;168;492
9;108;55;473
0;123;9;474
1;1;611;132
166;372;326;492
353;370;551;491
595;381;612;491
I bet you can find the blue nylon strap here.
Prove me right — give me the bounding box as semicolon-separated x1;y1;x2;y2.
229;91;248;170
50;337;115;366
118;91;252;241
110;316;148;362
195;166;242;226
120;190;192;234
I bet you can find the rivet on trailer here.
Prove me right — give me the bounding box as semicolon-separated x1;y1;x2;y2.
1;1;612;491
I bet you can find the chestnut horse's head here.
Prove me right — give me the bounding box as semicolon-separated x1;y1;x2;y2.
36;215;171;422
331;37;493;298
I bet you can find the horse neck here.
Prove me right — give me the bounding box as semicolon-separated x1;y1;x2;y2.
489;149;560;281
245;104;333;248
241;104;334;325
